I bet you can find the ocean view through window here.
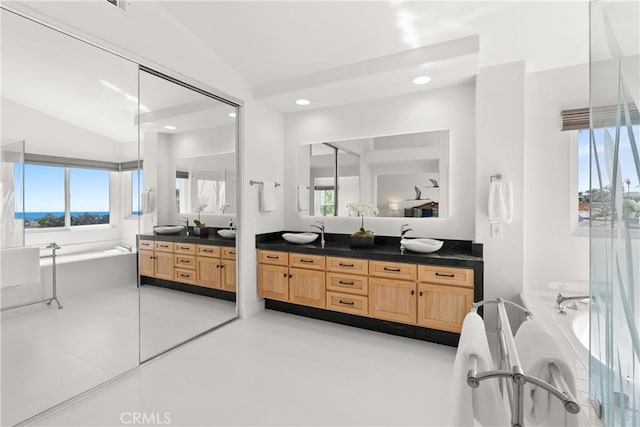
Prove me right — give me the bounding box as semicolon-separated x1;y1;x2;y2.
17;163;110;228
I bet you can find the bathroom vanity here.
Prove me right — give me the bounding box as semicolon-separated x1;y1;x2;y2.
138;232;237;301
256;232;483;346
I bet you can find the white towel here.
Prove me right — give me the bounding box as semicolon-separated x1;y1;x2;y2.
297;186;309;211
1;247;40;289
141;190;153;214
450;312;510;427
515;320;578;427
260;182;277;213
488;180;513;223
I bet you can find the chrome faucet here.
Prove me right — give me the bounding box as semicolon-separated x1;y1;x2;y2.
180;217;190;236
310;221;325;248
400;224;412;254
557;293;590;314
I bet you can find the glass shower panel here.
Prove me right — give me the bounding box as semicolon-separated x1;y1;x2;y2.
1;10;140;425
1;139;24;248
590;1;640;425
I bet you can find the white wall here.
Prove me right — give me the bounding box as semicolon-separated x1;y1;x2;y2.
475;62;525;327
284;83;475;239
524;64;589;289
7;1;285;318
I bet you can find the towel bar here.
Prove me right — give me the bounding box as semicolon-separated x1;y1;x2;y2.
467;298;580;427
250;180;280;187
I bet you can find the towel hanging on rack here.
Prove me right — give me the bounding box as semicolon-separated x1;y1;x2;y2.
297;185;309;211
488;180;513;223
259;181;277;213
140;189;153;214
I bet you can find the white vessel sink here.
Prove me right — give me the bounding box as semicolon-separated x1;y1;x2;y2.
401;238;443;253
282;232;318;244
153;225;185;235
217;229;236;239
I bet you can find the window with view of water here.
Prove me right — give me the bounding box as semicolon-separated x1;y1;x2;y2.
578;125;640;228
19;163;112;229
70;168;110;225
21;164;65;228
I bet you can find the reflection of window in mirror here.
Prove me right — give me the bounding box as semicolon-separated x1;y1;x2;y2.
131;170;143;216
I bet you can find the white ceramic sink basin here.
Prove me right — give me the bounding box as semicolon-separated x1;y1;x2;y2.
401;238;443;253
153;225;185;235
282;232;318;244
217;229;236;239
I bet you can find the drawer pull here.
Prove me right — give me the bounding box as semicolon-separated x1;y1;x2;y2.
338;280;354;285
266;255;279;259
384;267;401;272
435;272;455;278
159;245;169;248
228;251;236;255
339;262;354;267
202;249;214;252
179;273;190;278
339;300;355;306
299;259;314;263
179;246;190;250
179;259;190;263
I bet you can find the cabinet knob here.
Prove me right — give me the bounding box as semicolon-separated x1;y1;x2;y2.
419;291;423;297
283;273;287;278
216;265;220;269
288;274;293;278
411;290;415;295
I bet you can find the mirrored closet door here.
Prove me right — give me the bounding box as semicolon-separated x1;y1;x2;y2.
137;69;239;361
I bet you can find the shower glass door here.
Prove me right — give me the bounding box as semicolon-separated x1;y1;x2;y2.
589;1;640;425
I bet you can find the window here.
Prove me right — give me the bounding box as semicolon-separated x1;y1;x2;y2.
314;187;335;216
22;164;65;228
21;163;111;229
577;125;640;228
131;170;143;216
70;168;110;225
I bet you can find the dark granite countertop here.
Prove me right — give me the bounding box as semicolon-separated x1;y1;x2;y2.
256;231;483;268
138;228;236;247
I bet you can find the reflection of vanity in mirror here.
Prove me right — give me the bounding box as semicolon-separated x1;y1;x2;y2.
297;130;449;218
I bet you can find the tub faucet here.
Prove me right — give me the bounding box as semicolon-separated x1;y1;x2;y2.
557;293;590;314
400;224;412;254
310;221;325;248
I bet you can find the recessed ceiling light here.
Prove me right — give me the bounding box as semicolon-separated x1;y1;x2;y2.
228;112;237;118
412;75;432;85
296;99;311;106
164;125;177;130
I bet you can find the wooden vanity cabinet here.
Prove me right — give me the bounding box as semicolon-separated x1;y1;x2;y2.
257;250;326;308
416;265;474;333
368;277;417;323
139;238;236;294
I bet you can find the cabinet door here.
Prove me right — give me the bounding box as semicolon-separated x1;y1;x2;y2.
154;252;174;281
257;264;289;301
197;256;222;289
289;267;326;308
221;259;236;292
139;250;155;277
417;283;474;333
369;278;417;324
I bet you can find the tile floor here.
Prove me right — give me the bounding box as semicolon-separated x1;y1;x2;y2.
1;285;235;426
29;310;457;426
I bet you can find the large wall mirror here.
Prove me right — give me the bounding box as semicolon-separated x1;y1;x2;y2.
1;8;240;424
138;69;238;361
297;130;449;218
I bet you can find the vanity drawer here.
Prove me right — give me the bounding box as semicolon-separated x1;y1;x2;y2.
222;247;236;260
258;250;288;266
326;272;368;295
139;240;154;251
174;268;196;285
418;265;474;288
174;243;196;255
196;245;220;258
289;253;325;270
326;257;368;275
369;260;417;281
174;255;195;269
154;242;174;253
326;292;368;316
